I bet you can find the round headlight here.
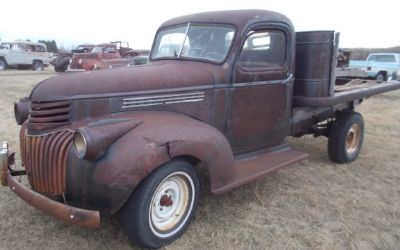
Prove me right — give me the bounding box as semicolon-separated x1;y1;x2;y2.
73;131;87;159
14;98;30;125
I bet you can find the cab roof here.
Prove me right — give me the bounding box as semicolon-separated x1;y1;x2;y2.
1;41;46;47
159;9;293;31
95;43;117;47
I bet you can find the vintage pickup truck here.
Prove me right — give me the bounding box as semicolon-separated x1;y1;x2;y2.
2;10;400;248
349;53;400;82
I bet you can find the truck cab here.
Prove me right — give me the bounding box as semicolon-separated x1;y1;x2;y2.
3;10;400;249
146;12;298;155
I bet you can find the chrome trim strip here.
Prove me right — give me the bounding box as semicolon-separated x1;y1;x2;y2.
122;102;163;108
121;91;205;109
123;95;204;105
123;91;204;101
165;98;204;104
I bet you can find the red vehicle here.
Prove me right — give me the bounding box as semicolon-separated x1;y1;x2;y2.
69;42;148;71
51;44;95;72
3;10;400;248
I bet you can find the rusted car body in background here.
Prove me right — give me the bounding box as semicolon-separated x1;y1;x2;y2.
69;41;149;71
51;44;95;72
2;10;400;248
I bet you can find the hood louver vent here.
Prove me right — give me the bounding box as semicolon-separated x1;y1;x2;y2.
29;100;72;130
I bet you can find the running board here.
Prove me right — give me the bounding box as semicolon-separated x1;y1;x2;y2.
211;146;308;194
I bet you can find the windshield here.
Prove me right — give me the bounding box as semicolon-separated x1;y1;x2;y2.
76;46;91;51
0;43;11;50
151;24;235;63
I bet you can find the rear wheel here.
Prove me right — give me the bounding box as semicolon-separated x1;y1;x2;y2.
54;57;70;72
376;73;385;83
55;62;69;72
328;112;364;163
120;159;199;249
32;61;44;71
0;58;7;71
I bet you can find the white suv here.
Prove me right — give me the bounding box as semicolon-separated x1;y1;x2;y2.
0;41;51;71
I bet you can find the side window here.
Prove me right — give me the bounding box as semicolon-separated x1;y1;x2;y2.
105;47;116;53
11;44;23;51
377;55;395;63
24;44;35;52
238;30;286;69
368;55;377;62
35;45;47;52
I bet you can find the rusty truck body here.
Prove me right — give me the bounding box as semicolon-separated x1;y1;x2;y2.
2;10;400;248
51;44;95;72
69;41;149;71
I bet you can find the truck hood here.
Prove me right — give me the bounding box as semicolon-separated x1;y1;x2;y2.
30;61;223;102
72;52;99;59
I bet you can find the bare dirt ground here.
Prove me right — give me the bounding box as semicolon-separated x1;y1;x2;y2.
0;69;399;250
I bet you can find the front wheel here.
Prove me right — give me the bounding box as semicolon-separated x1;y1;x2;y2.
120;159;199;249
0;58;7;71
328;111;364;163
32;61;44;71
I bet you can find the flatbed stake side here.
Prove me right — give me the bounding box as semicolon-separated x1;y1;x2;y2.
2;9;400;249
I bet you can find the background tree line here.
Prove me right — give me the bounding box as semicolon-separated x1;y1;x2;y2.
37;39;58;53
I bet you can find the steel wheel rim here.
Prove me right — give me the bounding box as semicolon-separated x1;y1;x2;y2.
346;124;360;154
149;171;194;238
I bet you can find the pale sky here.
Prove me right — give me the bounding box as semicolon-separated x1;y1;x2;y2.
0;0;398;50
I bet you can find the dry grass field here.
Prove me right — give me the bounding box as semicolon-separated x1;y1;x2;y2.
0;69;399;249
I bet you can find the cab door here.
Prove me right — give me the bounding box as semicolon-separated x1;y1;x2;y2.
6;43;25;65
226;25;293;154
104;46;119;59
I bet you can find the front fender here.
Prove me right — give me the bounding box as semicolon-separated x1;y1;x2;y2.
67;111;234;216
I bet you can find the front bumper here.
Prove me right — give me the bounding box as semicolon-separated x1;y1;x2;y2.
0;141;100;229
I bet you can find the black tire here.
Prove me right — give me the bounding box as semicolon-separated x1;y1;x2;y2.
120;159;200;249
32;60;44;71
376;73;385;83
54;64;67;72
328;112;364;163
54;57;70;72
0;58;7;71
